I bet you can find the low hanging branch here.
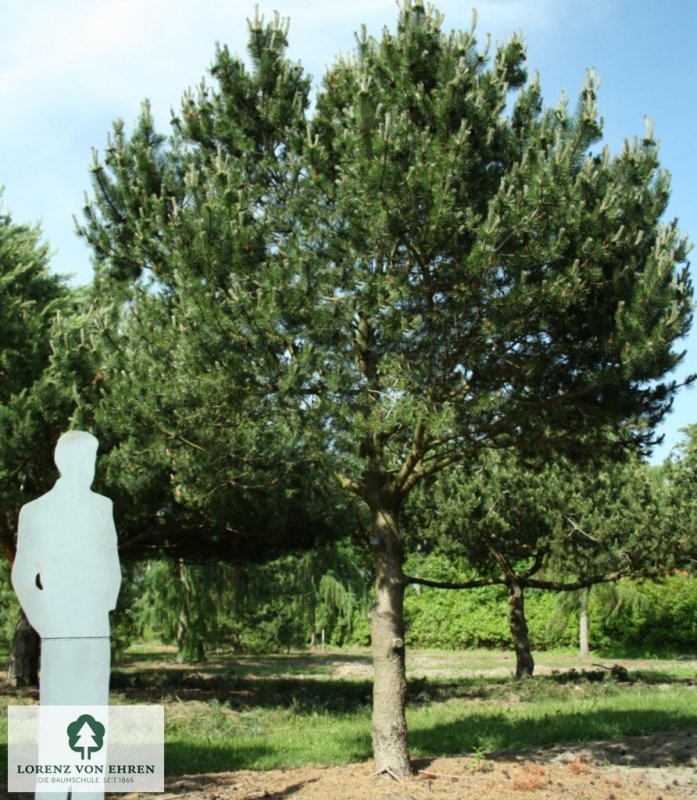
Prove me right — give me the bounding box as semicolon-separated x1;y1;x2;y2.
524;570;630;591
403;573;505;590
403;569;632;592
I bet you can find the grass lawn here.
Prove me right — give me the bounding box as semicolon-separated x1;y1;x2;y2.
2;646;697;776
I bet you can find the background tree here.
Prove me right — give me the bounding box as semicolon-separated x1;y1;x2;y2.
0;192;84;686
546;581;650;658
130;542;368;660
134;559;221;662
665;425;697;567
0;193;66;558
405;452;673;677
78;4;693;777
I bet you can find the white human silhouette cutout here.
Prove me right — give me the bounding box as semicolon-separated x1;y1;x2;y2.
12;431;121;800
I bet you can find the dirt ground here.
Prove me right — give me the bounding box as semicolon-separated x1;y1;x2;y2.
158;726;697;800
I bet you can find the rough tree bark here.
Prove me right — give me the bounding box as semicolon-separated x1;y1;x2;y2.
368;497;411;779
507;580;535;680
6;608;40;687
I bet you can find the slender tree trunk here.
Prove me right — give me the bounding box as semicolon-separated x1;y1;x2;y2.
507;581;534;679
6;608;40;687
309;596;317;649
579;588;590;659
176;561;204;663
368;501;411;779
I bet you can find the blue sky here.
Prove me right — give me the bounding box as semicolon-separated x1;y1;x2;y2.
1;0;695;463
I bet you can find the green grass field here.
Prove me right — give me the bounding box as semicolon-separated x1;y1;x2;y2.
2;646;697;777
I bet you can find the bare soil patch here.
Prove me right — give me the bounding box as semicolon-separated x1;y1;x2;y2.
149;726;697;799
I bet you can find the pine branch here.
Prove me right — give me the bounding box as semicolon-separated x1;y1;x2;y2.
393;421;426;495
335;472;364;499
403;574;505;590
523;571;628;591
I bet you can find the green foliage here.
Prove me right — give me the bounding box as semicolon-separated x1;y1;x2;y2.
131;543;370;659
590;574;697;655
224;545;370;653
78;3;693;552
0;197;63;400
664;426;697;566
405;584;510;649
399;555;558;650
0;194;78;559
307;4;693;478
405;450;675;587
109;561;149;663
0;561;19;651
74;11;348;565
398;569;697;656
134;560;223;661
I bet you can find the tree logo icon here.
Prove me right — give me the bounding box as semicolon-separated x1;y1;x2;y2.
66;714;105;760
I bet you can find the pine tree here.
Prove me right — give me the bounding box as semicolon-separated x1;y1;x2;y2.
78;4;692;777
0;191;84;685
405;452;673;678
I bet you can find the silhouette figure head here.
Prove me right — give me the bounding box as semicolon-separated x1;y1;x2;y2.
54;431;99;488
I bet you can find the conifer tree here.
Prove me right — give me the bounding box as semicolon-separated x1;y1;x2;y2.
79;4;692;776
0;192;78;684
405;453;673;678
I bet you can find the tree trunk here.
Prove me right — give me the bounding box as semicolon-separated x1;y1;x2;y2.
369;502;411;779
176;561;204;664
507;581;534;679
579;588;590;659
6;607;40;687
309;596;317;649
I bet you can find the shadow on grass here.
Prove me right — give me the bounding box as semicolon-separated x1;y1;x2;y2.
410;706;697;763
110;671;516;713
117;651;373;673
632;670;697;685
592;646;697;660
111;672;375;714
110;666;697;715
166;740;275;774
118;649;179;667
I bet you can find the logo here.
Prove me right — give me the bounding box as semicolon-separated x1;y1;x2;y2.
9;706;164;792
66;714;105;761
